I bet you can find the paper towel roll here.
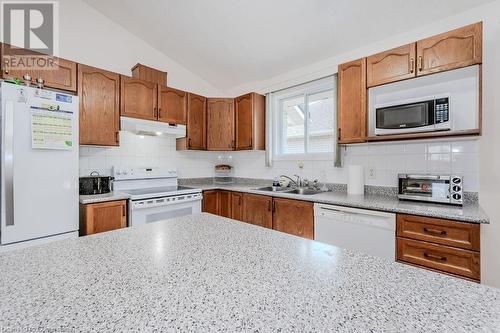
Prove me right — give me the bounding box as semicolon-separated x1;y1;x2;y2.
347;165;365;195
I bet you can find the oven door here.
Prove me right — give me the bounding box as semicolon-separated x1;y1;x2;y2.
375;100;437;135
129;195;202;227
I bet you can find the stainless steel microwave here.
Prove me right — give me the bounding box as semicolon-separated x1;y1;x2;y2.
375;95;450;136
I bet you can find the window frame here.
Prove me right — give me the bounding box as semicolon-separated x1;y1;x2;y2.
271;76;337;161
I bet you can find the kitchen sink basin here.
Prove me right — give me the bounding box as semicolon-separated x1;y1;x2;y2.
287;188;322;195
254;186;294;193
254;186;321;196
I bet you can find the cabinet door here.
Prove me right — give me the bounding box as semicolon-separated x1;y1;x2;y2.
230;192;243;221
1;45;77;91
337;58;367;144
78;64;120;146
131;63;167;86
207;98;235;151
416;22;482;76
158;86;187;124
186;93;207;149
120;76;158;121
235;93;265;150
242;194;272;229
80;200;127;236
272;198;314;239
202;190;218;215
218;191;231;218
367;43;416;87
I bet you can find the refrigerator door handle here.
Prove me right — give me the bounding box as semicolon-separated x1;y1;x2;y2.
3;100;15;226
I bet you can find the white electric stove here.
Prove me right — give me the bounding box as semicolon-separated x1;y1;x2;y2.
112;167;202;227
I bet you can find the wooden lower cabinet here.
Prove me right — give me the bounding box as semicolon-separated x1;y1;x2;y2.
79;200;127;236
396;214;481;281
272;198;314;239
202;190;231;217
230;192;243;221
218;191;231;218
397;238;480;281
202;190;219;215
242;194;273;229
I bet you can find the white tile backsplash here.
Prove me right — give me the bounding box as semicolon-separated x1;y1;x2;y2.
80;134;480;192
79;131;220;178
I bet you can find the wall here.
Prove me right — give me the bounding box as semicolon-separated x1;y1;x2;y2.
228;139;479;191
80;132;221;178
1;0;223;96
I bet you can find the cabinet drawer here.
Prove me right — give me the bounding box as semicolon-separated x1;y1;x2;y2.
397;238;480;280
397;214;480;251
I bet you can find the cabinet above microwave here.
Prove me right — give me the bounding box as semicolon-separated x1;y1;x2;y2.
367;65;480;140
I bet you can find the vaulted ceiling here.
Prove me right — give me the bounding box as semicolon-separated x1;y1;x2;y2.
84;0;492;91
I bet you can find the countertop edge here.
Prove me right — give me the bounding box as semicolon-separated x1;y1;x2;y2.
195;184;490;224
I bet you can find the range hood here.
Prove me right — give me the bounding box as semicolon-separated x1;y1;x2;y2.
120;116;186;137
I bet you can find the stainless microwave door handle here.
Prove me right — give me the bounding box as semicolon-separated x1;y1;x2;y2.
3;100;15;226
406;174;441;180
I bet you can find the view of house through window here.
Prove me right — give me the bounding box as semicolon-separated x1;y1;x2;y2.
275;77;336;157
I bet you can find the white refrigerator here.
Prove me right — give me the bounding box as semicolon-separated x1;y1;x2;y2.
0;82;79;250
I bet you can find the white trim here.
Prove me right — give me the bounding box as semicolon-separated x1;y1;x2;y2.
271;76;337;160
273;153;335;161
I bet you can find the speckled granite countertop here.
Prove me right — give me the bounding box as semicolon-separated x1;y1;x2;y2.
0;213;498;332
187;183;490;224
79;191;130;204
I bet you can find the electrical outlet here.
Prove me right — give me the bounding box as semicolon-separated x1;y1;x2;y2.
368;168;376;180
298;161;304;169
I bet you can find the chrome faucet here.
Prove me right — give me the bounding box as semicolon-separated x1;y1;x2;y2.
280;174;304;188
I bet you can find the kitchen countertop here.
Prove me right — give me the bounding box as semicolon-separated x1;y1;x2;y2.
0;213;498;332
190;183;490;224
79;191;130;204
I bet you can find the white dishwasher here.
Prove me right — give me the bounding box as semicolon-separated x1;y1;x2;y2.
314;203;396;260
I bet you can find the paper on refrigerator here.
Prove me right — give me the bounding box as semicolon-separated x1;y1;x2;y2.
31;106;74;150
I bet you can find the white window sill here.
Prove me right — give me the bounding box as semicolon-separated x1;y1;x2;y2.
272;152;335;161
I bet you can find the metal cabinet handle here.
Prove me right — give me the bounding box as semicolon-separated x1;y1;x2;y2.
4;69;9;75
423;252;447;261
188;138;192;149
337;128;341;141
417;56;423;71
122;204;126;217
267;200;271;212
410;57;415;73
158;108;162;118
423;227;447;236
272;201;276;213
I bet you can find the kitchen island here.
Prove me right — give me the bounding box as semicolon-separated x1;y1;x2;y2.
1;213;499;332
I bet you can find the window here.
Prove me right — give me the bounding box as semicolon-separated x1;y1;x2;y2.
272;76;336;159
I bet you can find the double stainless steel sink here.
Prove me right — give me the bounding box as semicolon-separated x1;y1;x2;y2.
254;186;322;196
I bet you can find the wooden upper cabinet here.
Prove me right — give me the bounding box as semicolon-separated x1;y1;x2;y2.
242;194;272;229
79;200;127;236
367;43;416;87
120;76;158;121
131;63;167;86
230;192;243;221
337;58;367;144
272;198;314;239
185;93;207;150
235;93;265;150
417;22;482;76
1;44;77;92
207;98;235;151
78;64;120;146
158;86;187;124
